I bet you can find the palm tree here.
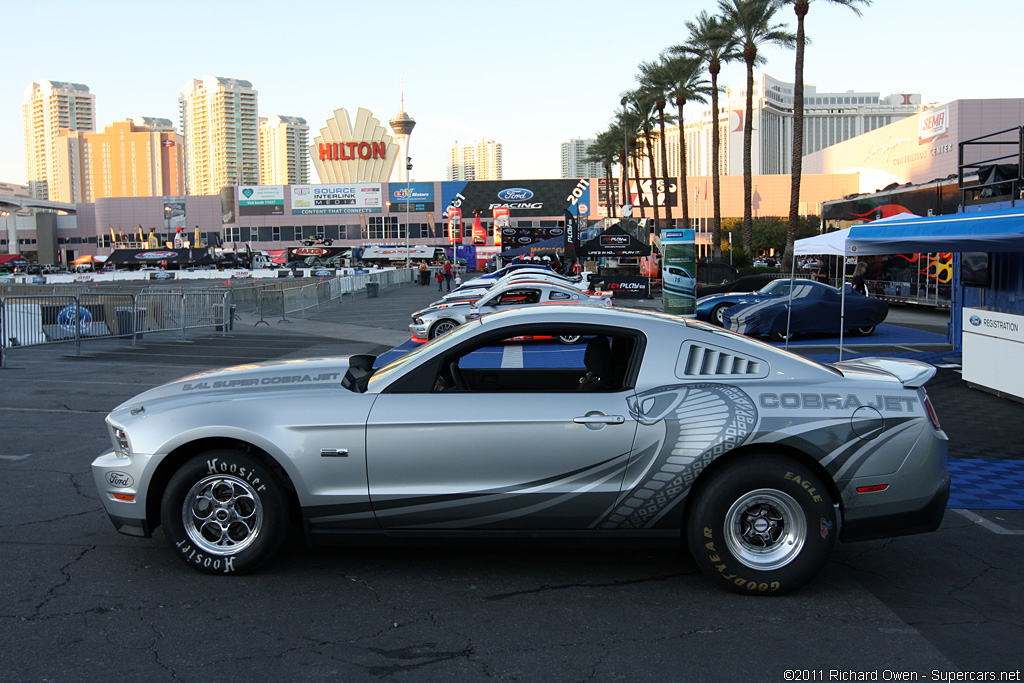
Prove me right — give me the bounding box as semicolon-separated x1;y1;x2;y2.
584;129;622;214
674;12;739;257
637;60;679;229
718;0;796;256
659;53;710;230
621;88;661;232
614;107;642;215
780;0;871;268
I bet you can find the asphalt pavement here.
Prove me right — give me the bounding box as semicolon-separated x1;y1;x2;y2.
0;280;1021;682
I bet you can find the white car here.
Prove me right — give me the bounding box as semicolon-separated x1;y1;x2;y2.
412;281;612;342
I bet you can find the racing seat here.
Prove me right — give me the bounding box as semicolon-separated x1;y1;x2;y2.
578;336;613;392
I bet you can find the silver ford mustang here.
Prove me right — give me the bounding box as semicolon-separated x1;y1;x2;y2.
92;306;949;594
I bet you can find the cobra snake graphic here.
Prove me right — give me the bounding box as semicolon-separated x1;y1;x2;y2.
598;383;758;530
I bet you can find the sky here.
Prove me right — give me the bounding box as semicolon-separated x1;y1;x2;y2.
5;0;1024;187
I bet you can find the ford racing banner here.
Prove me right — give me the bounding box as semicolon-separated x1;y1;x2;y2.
441;179;592;218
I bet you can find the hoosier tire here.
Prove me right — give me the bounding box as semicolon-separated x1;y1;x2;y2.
686;455;836;595
160;449;289;575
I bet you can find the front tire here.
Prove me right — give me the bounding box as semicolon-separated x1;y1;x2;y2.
710;303;732;327
160;449;289;575
430;319;459;339
769;330;793;342
687;455;836;595
851;325;876;336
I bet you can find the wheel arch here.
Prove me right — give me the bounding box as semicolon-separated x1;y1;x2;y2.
680;442;843;534
144;437;301;534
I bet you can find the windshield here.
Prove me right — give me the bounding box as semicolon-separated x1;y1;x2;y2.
366;320;482;392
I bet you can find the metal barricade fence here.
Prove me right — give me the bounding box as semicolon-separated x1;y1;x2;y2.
1;291;231;367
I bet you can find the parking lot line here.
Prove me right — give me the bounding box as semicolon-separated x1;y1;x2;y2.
952;509;1024;535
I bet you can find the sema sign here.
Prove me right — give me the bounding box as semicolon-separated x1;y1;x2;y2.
919;107;948;144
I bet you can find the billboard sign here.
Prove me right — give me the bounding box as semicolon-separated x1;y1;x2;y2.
389;182;435;212
441;179;592;218
290;183;383;214
238;186;284;216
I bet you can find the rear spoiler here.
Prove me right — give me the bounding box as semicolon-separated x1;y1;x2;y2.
832;357;937;388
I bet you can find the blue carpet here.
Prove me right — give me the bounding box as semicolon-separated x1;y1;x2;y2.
948;459;1024;510
768;322;948;347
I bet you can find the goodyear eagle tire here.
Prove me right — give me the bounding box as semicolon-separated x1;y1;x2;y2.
687;455;836;595
160;450;289;575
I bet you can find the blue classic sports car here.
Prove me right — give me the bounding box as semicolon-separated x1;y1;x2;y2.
721;280;889;341
696;278;801;326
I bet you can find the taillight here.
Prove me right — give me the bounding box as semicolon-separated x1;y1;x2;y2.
923;394;942;432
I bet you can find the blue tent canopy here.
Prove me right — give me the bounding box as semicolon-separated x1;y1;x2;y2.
846;205;1024;254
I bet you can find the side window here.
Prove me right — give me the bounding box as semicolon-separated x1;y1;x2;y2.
496;289;540;305
425;329;640;394
548;291;577;301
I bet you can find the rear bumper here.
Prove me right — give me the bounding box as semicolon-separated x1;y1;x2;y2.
840;474;950;542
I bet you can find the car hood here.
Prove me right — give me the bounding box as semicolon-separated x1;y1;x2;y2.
111;357;357;415
698;291;761;304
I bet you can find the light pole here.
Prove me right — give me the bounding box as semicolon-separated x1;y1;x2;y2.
405;157;413;269
164;206;171;247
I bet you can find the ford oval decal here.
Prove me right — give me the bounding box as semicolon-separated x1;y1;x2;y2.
497;188;534;201
106;471;135;488
969;315;982;326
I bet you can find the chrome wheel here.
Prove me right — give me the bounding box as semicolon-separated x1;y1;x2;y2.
723;488;806;571
431;320;458;338
712;304;732;326
182;475;263;556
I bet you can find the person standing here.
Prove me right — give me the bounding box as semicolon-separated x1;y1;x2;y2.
419;261;429;286
443;261;453;291
851;261;868;295
436;269;444;291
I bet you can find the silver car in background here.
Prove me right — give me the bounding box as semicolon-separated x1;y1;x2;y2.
92;305;948;594
412;280;612;341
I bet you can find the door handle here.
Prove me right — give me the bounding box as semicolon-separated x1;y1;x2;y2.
573;414;625;425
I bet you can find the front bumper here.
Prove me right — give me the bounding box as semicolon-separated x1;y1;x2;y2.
91;449;154;538
409;323;429;343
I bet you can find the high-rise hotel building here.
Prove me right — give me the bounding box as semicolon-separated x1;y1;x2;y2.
447;139;502;181
179;75;259;195
561;138;604;179
259;115;309;186
85;117;185;199
647;73;924;180
22;80;96;203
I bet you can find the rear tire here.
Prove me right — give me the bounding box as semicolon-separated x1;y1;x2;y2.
558;334;582;345
686;455;836;595
160;449;289;575
852;325;876;336
769;330;793;342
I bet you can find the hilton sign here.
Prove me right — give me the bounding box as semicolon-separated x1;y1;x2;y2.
309;107;399;184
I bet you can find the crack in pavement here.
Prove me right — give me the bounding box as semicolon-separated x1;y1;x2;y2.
484;573;685;601
30;544;96;620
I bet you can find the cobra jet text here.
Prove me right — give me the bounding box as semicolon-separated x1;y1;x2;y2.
759;393;919;412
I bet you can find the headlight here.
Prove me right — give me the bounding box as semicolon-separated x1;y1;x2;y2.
414;317;424;325
112;427;131;457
